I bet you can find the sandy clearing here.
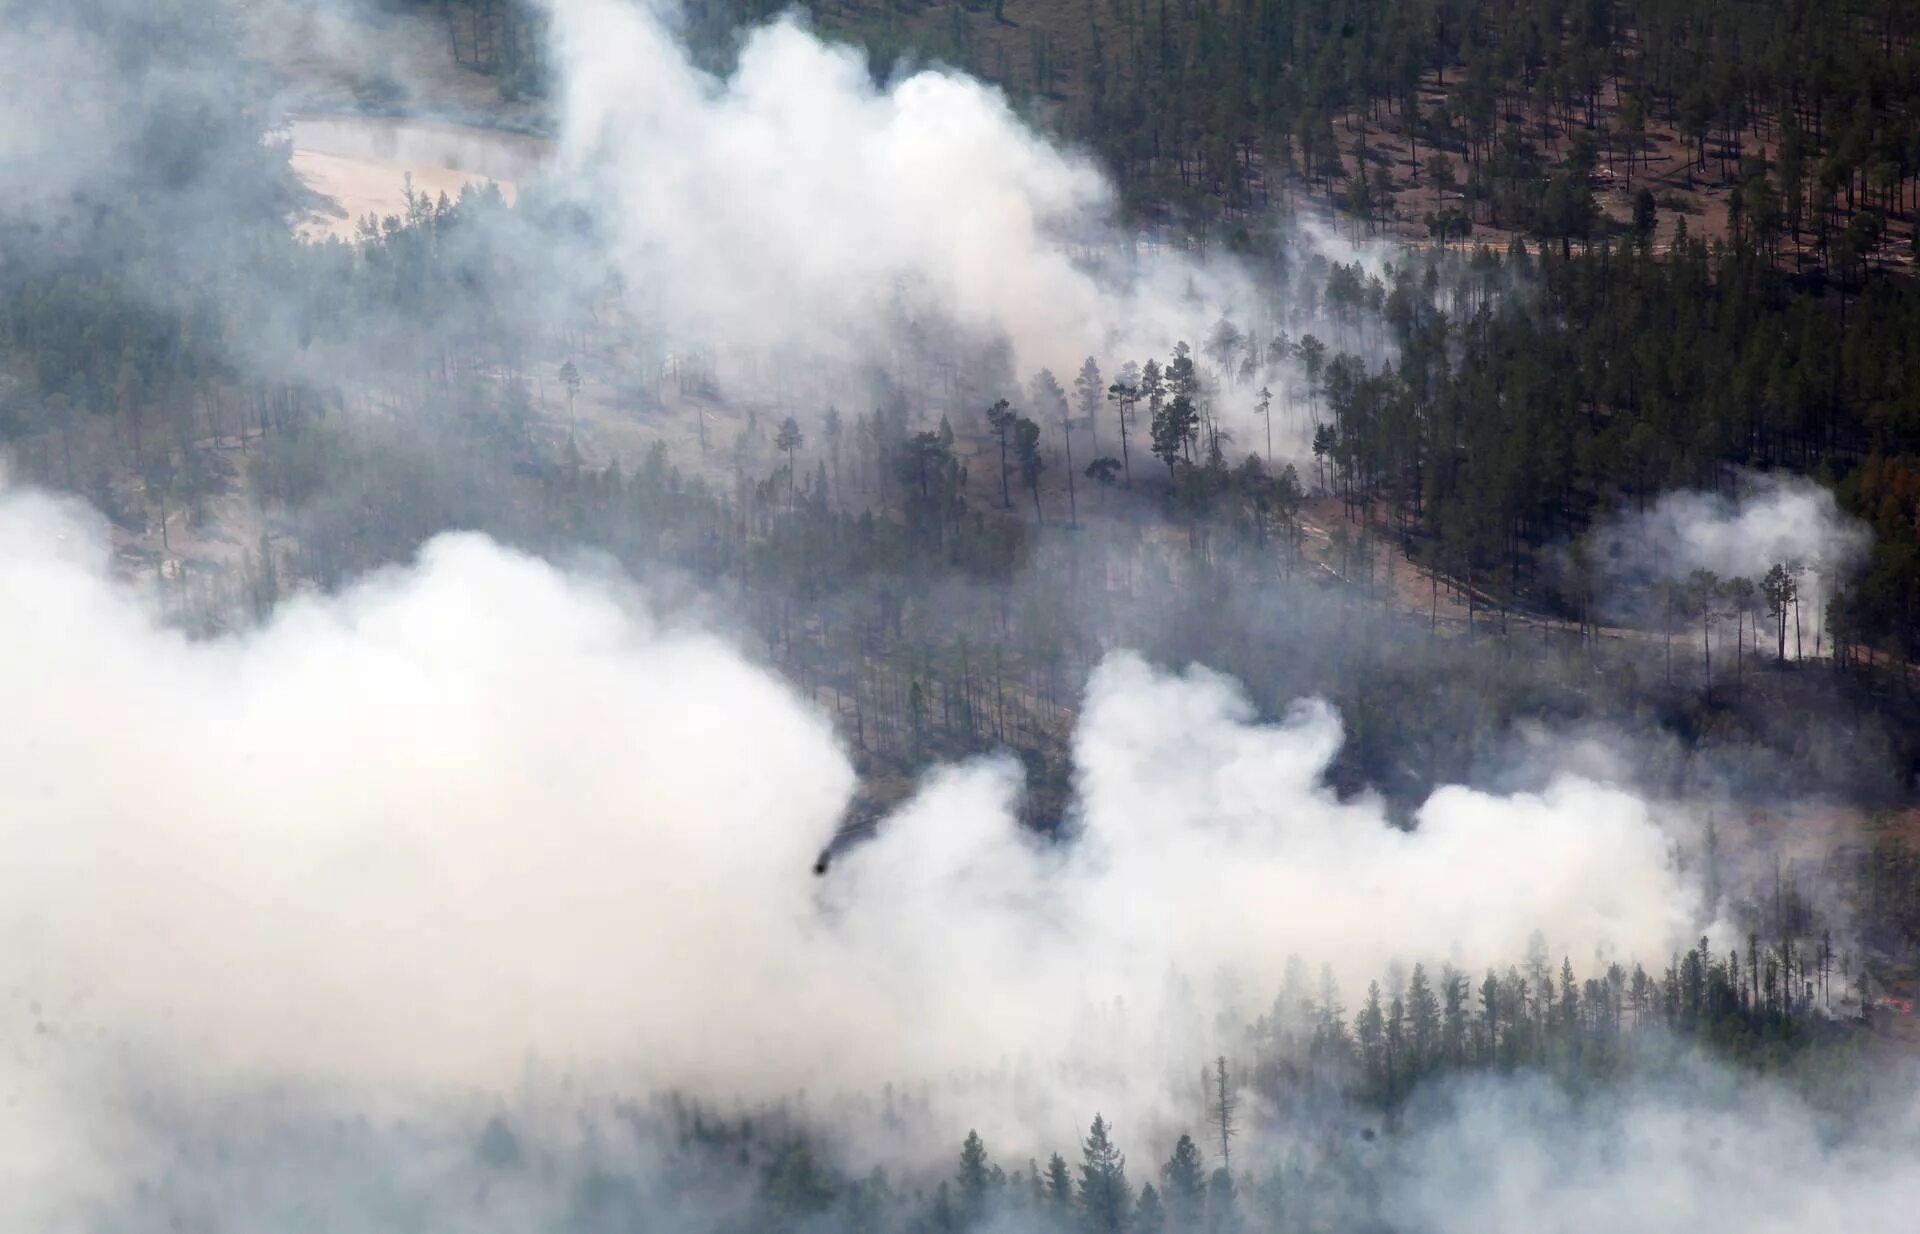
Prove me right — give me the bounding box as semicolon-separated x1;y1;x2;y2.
286;115;551;242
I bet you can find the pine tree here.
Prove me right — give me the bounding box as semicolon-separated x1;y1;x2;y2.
1209;1057;1236;1172
986;399;1016;508
1046;1153;1075;1214
1356;980;1387;1092
1077;1115;1130;1234
1152;397;1190;480
1478;970;1500;1061
1106;368;1139;488
1439;967;1467;1066
1407;963;1439;1071
1031;368;1071;514
1075;356;1105;453
776;416;804;510
1161;1134;1206;1230
958;1130;992;1224
1132;1183;1166;1234
1015;415;1046;521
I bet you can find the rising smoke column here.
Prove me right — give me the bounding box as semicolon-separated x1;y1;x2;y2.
536;0;1269;382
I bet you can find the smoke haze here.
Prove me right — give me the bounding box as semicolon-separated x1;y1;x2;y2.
1588;474;1871;643
2;0;1916;1231
1;489;1692;1122
1592;475;1868;590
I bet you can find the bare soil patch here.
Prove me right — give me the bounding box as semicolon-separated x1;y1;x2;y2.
286;115;551;241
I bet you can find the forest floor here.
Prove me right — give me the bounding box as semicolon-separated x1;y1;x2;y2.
1324;75;1917;272
0;412;273;604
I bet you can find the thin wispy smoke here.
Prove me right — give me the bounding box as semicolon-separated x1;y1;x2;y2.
1588;474;1870;641
32;1050;1920;1233
0;1;287;242
1385;1062;1920;1234
1596;474;1868;584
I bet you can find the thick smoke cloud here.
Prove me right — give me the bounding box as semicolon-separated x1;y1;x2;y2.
0;486;1702;1211
0;0;1363;458
0;0;1907;1228
540;0;1270;384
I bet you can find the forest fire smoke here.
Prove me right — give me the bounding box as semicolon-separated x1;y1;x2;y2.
1588;475;1871;648
540;0;1272;390
4;0;1918;1230
0;489;1700;1204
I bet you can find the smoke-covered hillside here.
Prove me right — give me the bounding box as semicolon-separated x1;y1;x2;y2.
4;2;1920;1232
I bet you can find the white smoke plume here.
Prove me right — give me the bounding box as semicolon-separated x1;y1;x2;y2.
0;485;1710;1219
0;2;1903;1226
1605;474;1869;583
540;0;1269;387
1587;474;1870;649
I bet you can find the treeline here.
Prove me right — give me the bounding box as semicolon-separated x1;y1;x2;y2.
1273;234;1920;666
385;0;550;99
1252;935;1855;1109
741;0;1920;258
678;1115;1286;1234
934;233;1920;685
462;931;1873;1234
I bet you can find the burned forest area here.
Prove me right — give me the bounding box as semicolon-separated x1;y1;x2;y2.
9;0;1920;1232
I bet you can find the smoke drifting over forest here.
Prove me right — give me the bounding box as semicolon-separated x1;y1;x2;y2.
4;0;1920;1231
2;487;1686;1141
0;0;1397;457
1588;476;1870;639
541;0;1286;383
1;474;1908;1232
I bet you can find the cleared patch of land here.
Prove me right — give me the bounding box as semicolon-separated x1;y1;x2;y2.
287;115;550;241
